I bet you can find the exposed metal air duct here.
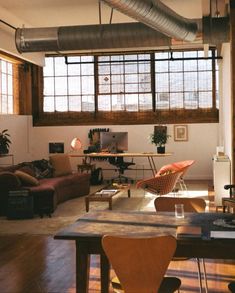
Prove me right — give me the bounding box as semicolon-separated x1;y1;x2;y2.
102;0;198;41
15;22;172;53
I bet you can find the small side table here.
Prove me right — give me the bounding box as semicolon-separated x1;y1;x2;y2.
77;163;96;174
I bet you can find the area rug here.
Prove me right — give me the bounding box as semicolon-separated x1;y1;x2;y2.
0;182;209;236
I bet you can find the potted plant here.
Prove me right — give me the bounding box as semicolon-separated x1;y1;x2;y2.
0;129;11;154
149;128;170;154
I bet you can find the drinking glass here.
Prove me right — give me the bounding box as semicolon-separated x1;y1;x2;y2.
175;204;184;218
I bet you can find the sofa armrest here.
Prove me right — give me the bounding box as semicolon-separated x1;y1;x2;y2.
0;172;21;189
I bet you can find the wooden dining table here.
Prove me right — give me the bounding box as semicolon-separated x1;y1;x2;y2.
54;211;235;293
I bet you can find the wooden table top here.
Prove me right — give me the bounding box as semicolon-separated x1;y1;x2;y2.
55;211;234;240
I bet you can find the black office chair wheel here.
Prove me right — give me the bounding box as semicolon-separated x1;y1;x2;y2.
228;282;235;293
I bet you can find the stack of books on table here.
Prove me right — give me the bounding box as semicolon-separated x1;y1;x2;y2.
176;226;202;238
95;189;118;195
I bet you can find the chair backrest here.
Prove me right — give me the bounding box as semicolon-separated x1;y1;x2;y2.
102;235;177;293
137;170;182;195
154;197;206;212
157;160;195;178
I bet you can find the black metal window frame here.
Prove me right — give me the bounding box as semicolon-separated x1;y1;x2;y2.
38;48;219;126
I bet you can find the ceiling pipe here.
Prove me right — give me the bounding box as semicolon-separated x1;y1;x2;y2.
102;0;198;42
15;22;173;53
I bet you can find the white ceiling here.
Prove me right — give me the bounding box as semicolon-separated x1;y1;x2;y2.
0;0;205;28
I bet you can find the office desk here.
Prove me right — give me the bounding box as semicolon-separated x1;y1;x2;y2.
54;211;235;293
70;152;173;175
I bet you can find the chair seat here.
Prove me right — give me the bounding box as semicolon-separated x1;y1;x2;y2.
111;276;181;293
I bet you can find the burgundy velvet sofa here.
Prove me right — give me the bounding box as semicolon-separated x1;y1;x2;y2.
0;156;90;217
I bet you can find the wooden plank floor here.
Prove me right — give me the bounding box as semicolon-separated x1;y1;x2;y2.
0;235;234;292
0;181;234;293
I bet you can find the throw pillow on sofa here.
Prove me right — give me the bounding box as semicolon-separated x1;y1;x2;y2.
49;154;72;177
15;170;39;186
0;171;21;188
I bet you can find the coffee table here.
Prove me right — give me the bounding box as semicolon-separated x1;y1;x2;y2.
85;183;131;212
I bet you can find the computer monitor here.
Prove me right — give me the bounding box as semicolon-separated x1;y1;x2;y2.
100;132;128;153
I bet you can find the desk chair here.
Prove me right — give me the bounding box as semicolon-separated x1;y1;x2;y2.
154;197;208;293
222;184;235;213
136;170;182;196
157;160;195;191
108;156;135;183
102;235;181;293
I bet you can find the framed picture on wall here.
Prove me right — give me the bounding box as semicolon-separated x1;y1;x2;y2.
49;142;64;153
174;125;188;141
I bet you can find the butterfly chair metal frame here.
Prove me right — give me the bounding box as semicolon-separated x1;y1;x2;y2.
136;170;183;196
157;160;195;191
154;197;208;293
102;235;181;293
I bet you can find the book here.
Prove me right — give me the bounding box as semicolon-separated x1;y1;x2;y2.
176;226;202;238
95;189;118;195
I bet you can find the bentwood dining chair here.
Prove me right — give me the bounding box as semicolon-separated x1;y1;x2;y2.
154;197;208;293
102;235;181;293
228;281;235;292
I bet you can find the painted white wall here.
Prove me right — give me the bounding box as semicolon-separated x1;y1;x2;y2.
221;43;232;161
0;115;218;180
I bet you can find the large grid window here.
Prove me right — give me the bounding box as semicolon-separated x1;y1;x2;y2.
43;56;95;112
155;51;214;110
98;54;152;111
42;49;218;115
0;59;13;114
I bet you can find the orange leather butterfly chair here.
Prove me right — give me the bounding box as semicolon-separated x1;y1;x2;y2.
136;170;183;196
156;160;195;191
102;235;181;293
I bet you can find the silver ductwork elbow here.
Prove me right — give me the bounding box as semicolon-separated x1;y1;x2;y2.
103;0;198;42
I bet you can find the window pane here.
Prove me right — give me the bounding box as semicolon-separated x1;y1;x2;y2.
139;94;152;110
199;72;212;90
44;57;54;76
8;76;13;95
170;92;183;108
184;72;197;91
98;95;111;111
170;73;183;92
156;73;169;92
8;96;13;114
54;57;67;76
68;76;81;94
156;93;169;109
125;94;138;111
69;96;81;111
112;95;125;111
2;74;7;94
1;61;6;73
44;77;54;95
68;64;81;75
185;92;198;109
55;96;68;111
199;92;212;108
44;96;55;112
55;77;67;95
82;96;95;111
81;63;93;75
81;76;94;94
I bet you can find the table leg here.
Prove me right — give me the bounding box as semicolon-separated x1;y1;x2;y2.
85;197;89;212
76;242;90;293
109;199;112;210
128;189;131;198
100;252;111;293
147;156;157;176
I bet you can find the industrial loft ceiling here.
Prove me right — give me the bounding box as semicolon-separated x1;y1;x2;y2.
0;0;230;54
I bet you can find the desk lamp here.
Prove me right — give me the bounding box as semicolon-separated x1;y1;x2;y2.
71;137;82;152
